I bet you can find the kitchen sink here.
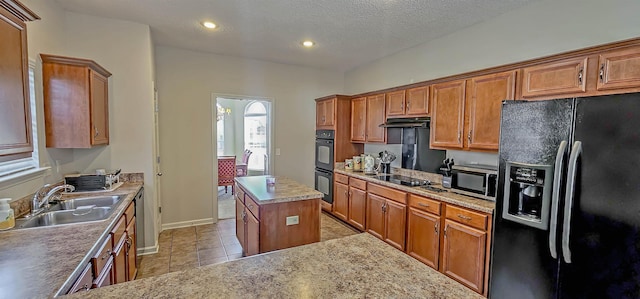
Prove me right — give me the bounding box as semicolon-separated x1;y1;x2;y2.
14;194;126;229
58;195;124;210
18;207;113;228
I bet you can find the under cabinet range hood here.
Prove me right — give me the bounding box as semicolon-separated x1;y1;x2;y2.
379;117;430;128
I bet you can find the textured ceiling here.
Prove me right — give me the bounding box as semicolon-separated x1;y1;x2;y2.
54;0;540;72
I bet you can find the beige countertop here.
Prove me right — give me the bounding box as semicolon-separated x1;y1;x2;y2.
335;169;495;214
64;233;483;299
235;175;323;205
0;182;143;298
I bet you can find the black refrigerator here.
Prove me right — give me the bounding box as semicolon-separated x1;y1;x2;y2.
489;94;640;299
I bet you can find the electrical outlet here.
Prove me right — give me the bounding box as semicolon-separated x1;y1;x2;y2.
286;215;299;226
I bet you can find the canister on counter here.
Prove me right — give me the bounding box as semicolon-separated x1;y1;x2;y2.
353;156;362;171
345;159;353;170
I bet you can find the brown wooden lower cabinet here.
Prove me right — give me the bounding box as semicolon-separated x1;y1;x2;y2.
333;182;349;221
384;200;406;251
336;172;493;295
347;186;366;231
406;207;440;270
246;210;260;256
126;217;138;280
365;183;407;251
442;219;487;294
365;193;386;240
112;236;127;284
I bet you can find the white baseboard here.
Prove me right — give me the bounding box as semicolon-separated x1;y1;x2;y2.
161;218;214;230
137;243;159;255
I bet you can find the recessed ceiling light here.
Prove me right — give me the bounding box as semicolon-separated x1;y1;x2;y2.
203;21;217;29
302;40;315;47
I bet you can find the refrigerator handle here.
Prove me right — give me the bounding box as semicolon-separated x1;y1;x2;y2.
562;141;582;264
549;140;567;259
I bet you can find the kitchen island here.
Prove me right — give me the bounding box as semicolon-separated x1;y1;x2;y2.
66;233;484;298
234;176;323;256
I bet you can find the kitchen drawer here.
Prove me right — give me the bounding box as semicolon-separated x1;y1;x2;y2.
245;195;260;220
368;183;407;204
110;216;127;248
91;235;113;279
445;205;488;231
408;194;441;215
93;256;114;288
335;173;349;185
349;177;367;190
124;201;135;225
235;185;246;203
68;263;93;293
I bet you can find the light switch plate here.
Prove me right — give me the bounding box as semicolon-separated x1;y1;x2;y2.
276;148;281;156
286;215;299;225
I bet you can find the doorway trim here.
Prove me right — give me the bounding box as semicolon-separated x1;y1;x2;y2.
210;93;275;222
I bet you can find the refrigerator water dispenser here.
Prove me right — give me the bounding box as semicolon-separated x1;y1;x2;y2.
502;162;553;230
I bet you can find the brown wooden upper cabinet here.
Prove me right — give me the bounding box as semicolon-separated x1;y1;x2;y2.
386;87;430;118
0;1;39;159
350;97;366;142
597;45;640;92
521;56;588;99
315;98;335;129
351;94;386;143
430;80;466;149
465;71;516;151
42;54;112;148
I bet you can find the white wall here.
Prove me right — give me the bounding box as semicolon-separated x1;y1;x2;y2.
155;46;344;226
346;0;640;167
345;0;640;94
0;0;158;251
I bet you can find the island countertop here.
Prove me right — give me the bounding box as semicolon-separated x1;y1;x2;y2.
235;175;323;204
65;233;484;299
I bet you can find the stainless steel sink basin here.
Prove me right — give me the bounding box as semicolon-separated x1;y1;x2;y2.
18;207;113;228
58;195;124;210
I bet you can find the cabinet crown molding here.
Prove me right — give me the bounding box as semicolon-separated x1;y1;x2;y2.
40;54;112;77
0;0;39;21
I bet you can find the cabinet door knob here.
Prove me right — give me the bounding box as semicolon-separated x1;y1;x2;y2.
94;126;99;138
599;63;605;82
157;172;163;176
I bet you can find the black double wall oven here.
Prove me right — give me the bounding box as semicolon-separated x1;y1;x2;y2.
314;130;334;204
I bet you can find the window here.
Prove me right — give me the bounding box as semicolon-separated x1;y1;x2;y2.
0;61;41;181
216;103;225;155
244;101;267;171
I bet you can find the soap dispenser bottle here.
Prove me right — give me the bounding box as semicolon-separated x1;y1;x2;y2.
0;198;15;230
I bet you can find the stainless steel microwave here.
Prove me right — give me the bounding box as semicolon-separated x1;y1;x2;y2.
451;164;498;201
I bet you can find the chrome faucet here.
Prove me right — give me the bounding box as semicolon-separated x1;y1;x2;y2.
30;184;75;216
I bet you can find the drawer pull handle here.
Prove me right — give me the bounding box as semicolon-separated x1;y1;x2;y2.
457;214;472;221
417;203;429;208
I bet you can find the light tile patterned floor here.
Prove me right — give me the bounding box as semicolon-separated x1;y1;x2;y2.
136;212;358;279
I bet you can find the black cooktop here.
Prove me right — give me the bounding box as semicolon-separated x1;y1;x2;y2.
372;174;430;187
